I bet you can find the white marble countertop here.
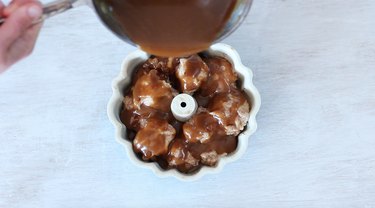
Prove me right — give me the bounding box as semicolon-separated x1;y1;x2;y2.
1;0;374;207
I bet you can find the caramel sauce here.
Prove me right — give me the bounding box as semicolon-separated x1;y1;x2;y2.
93;0;238;57
120;55;250;174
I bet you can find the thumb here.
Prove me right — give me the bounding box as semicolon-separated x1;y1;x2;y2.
0;1;4;10
0;1;4;15
0;3;42;49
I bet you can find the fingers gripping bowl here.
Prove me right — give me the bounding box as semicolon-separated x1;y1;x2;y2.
107;43;261;181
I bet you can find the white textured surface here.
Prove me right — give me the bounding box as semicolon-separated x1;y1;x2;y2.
0;0;374;207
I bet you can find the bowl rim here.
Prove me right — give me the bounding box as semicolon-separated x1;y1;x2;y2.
107;43;261;181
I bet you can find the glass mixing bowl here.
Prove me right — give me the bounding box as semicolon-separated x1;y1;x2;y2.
0;0;253;54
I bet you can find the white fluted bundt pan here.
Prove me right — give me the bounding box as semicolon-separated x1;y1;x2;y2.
107;43;261;181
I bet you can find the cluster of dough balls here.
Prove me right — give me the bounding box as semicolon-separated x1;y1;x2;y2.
120;54;250;173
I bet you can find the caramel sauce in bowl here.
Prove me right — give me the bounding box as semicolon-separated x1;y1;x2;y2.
107;43;261;181
93;0;252;57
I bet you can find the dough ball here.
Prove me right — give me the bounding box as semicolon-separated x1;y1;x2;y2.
176;55;209;94
133;118;176;160
208;89;250;136
133;70;177;112
200;56;238;96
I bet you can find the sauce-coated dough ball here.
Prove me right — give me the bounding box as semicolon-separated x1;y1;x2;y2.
208;89;250;136
133;118;176;160
133;70;177;112
176;55;209;94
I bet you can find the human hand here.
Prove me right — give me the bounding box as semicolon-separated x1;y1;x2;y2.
0;0;42;73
